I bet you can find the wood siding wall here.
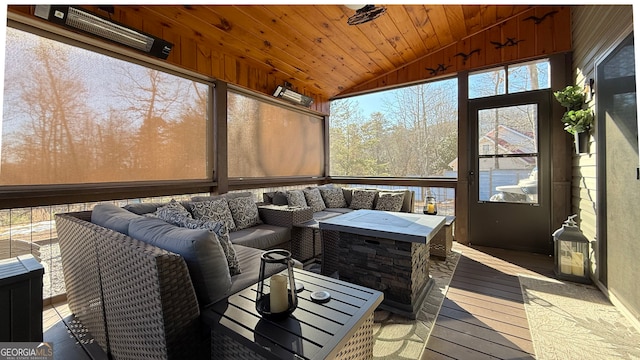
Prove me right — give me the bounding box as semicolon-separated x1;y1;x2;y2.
7;5;331;114
338;6;571;97
571;5;639;328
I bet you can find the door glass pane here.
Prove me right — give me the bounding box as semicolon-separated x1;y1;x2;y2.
479;157;538;203
478;105;538;154
478;105;539;204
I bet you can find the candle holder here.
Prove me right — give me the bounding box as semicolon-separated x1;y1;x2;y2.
255;249;298;320
552;215;591;284
423;196;438;215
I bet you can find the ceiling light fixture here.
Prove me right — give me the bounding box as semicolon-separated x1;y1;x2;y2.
273;83;314;107
347;4;387;26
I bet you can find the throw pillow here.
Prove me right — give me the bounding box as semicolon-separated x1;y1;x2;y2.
349;190;377;210
319;187;347;208
128;216;232;305
189;199;236;232
375;192;405;212
303;187;326;212
227;196;262;230
154;199;193;224
181;219;241;276
286;189;308;208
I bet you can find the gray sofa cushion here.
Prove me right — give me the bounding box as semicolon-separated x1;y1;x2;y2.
91;203;141;235
128;216;232;306
324;208;353;214
123;202;170;215
229;224;290;250
227;245;286;297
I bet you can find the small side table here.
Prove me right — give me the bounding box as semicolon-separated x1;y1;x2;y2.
429;215;455;259
291;219;322;263
0;254;44;342
204;268;383;360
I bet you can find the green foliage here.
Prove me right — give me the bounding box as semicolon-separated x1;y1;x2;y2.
561;109;594;135
553;85;585;110
553;85;592;134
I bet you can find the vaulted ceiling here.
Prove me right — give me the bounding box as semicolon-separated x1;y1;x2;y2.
9;4;559;103
85;4;534;98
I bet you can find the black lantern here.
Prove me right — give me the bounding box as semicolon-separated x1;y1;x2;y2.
255;249;298;320
552;215;591;284
423;196;438;215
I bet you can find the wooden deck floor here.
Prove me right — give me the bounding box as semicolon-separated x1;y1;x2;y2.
44;242;556;360
423;243;554;360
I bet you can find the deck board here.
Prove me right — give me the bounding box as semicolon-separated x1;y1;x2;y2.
423;243;552;359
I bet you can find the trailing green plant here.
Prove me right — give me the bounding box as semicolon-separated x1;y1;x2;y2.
561;109;593;135
554;85;585;110
554;85;593;134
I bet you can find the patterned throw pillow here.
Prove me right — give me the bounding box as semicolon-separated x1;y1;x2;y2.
303;188;326;212
349;190;377;210
155;200;241;276
227;196;262;230
319;188;347;208
375;192;405;212
154;199;193;225
181;219;241;276
286;189;308;208
189;199;236;232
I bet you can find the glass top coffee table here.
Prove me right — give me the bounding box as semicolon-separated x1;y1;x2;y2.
203;268;383;360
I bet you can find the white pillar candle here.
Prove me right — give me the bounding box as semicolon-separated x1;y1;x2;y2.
560;255;572;274
571;252;584;276
270;274;289;313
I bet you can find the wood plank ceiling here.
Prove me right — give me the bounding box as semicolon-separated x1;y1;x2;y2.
90;4;533;99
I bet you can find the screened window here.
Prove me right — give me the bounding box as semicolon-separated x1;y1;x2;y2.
469;59;550;99
227;91;324;178
2;27;210;185
329;78;458;177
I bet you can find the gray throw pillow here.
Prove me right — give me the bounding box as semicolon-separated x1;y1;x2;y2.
155;200;241;276
128;216;232;306
189;198;236;232
319;187;347;208
375;192;405;212
286;189;308;208
303;187;326;212
180;219;241;276
349;190;377;210
227;196;262;230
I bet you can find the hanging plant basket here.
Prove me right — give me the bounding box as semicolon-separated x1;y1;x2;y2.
574;131;590;154
554;85;594;154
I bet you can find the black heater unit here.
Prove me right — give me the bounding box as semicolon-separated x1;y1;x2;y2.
34;5;173;60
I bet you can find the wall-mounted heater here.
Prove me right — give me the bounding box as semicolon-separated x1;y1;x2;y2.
34;5;173;60
273;83;314;107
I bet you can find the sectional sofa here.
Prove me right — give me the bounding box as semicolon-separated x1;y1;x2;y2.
54;192;307;359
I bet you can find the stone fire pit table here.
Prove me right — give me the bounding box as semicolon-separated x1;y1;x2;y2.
319;209;446;318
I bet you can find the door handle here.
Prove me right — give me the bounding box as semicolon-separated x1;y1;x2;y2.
469;170;474;186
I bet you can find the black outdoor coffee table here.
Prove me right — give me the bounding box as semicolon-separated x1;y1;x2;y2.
203;268;383;360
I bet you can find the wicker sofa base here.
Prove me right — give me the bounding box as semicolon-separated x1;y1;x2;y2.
211;313;374;359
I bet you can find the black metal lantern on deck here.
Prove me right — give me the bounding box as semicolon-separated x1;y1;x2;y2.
256;249;298;320
552;215;591;284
